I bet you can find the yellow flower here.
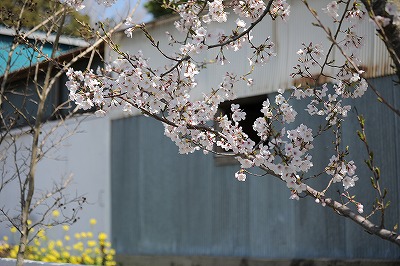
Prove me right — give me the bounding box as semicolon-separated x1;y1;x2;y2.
52;210;60;218
34;239;41;246
94;247;101;254
0;218;116;264
96;257;103;264
49;249;60;258
84;248;93;254
70;256;82;264
10;227;17;233
56;240;63;247
83;254;95;265
48;240;55;250
37;229;46;238
73;242;84;252
87;240;96;247
98;232;108;241
90;218;97;226
61;251;70;258
27;220;32;225
44;254;57;262
10;249;17;258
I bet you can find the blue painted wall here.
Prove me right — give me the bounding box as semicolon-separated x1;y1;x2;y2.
0;34;76;75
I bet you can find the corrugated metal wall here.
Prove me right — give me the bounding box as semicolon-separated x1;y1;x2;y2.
111;1;394;101
111;75;400;259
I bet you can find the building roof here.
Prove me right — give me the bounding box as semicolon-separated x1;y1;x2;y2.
0;27;90;75
114;1;394;99
0;42;104;82
0;27;89;47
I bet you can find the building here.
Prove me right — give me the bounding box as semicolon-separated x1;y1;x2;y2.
107;1;400;265
0;27;89;75
1;1;400;265
0;27;108;243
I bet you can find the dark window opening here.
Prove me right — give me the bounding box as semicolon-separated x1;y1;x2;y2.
214;94;269;165
0;50;103;132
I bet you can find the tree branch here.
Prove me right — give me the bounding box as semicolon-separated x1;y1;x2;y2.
361;0;400;82
309;188;400;247
207;0;274;49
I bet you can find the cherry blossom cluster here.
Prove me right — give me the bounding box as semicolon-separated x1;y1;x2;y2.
216;106;255;154
385;2;400;26
95;0;117;7
326;156;358;190
323;1;339;19
269;0;290;21
66;52;317;199
59;0;116;11
218;91;315;196
238;119;315;195
231;0;266;22
292;42;324;77
59;0;85;11
65;0;390;212
207;0;228;23
293;83;351;126
373;2;400;28
123;0;286;63
291;32;368;125
248;37;276;66
306;2;366;72
323;1;364;22
274;89;297;123
252;100;271;141
341;29;364;52
66;51;244;156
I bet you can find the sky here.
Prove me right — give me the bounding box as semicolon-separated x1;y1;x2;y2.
82;0;153;25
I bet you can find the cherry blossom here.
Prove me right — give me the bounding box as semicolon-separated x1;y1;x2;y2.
385;2;398;16
357;203;364;214
59;0;85;11
96;0;117;7
63;0;400;236
208;0;227;23
343;175;359;190
235;170;247;181
373;16;391;28
60;0;116;10
323;1;339;19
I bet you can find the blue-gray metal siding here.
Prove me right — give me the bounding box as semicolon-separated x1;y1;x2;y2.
0;34;77;75
111;75;400;259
